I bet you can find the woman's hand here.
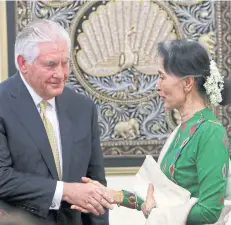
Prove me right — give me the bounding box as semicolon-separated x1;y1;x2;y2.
141;183;155;218
70;177;116;213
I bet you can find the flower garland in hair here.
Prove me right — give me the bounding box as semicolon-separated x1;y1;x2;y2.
203;60;224;106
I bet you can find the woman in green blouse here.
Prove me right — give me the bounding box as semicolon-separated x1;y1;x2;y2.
73;40;230;225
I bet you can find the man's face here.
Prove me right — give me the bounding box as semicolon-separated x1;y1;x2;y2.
20;40;70;100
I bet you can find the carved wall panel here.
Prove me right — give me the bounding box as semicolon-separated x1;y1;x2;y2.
219;1;231;145
15;0;231;166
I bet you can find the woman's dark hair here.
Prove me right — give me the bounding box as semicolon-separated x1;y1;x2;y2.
157;39;210;97
158;39;230;105
221;76;231;106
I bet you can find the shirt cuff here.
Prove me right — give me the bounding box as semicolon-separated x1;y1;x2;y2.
50;181;64;210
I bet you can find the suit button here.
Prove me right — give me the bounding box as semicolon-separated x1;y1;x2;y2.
51;202;56;208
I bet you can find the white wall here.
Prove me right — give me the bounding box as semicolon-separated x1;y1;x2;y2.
107;175;146;225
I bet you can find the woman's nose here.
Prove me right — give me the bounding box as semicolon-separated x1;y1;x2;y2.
156;79;161;91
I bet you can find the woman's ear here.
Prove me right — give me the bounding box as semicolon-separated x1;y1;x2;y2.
183;77;194;93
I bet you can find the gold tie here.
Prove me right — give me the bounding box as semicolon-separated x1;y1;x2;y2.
40;100;62;180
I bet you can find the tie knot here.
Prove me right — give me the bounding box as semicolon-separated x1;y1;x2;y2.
40;100;48;114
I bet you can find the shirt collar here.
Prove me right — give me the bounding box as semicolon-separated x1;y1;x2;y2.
20;73;56;108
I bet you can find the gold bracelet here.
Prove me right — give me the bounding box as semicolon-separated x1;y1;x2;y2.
114;190;124;206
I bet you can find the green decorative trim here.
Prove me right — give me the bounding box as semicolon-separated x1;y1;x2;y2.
120;190;144;211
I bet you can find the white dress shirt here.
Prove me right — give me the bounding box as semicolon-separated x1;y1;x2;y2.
20;73;64;210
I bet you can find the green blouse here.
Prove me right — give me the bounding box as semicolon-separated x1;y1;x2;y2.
159;108;229;224
121;108;230;225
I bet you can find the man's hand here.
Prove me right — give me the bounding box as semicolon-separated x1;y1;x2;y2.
62;181;114;216
141;183;155;219
81;177;117;200
70;177;117;213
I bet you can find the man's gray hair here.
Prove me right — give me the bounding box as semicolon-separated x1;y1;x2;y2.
14;19;71;70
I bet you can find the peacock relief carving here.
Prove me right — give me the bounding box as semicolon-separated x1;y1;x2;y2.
76;0;177;77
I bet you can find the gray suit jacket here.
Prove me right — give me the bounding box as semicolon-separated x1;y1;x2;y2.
0;73;108;225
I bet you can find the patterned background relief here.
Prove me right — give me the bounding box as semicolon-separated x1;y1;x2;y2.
16;0;231;159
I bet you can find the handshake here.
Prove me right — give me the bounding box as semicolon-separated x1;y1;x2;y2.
62;177;155;218
62;177;117;216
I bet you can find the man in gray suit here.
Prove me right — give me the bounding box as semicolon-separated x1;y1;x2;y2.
0;19;113;225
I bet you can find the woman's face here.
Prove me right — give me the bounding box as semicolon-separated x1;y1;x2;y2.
156;58;187;111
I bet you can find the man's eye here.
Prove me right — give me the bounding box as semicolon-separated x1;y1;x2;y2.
46;61;56;67
62;61;69;66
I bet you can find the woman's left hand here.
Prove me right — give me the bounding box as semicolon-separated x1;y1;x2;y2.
141;183;155;219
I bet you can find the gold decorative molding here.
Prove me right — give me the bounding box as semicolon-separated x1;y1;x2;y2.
0;0;8;82
105;167;139;175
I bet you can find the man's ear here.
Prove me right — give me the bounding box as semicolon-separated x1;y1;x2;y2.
183;77;194;93
17;55;28;73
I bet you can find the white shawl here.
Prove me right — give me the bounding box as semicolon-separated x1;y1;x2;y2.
133;125;231;225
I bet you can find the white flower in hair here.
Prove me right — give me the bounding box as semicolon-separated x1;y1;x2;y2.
203;60;224;106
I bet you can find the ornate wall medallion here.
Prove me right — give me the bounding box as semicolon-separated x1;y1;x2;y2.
70;1;183;105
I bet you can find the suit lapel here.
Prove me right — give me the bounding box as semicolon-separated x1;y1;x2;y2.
56;94;73;181
8;74;59;180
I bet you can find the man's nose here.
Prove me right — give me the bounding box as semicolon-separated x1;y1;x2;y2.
54;66;65;79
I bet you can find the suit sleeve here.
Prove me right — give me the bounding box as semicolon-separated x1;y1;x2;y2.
82;103;109;225
186;123;229;225
0;117;57;218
